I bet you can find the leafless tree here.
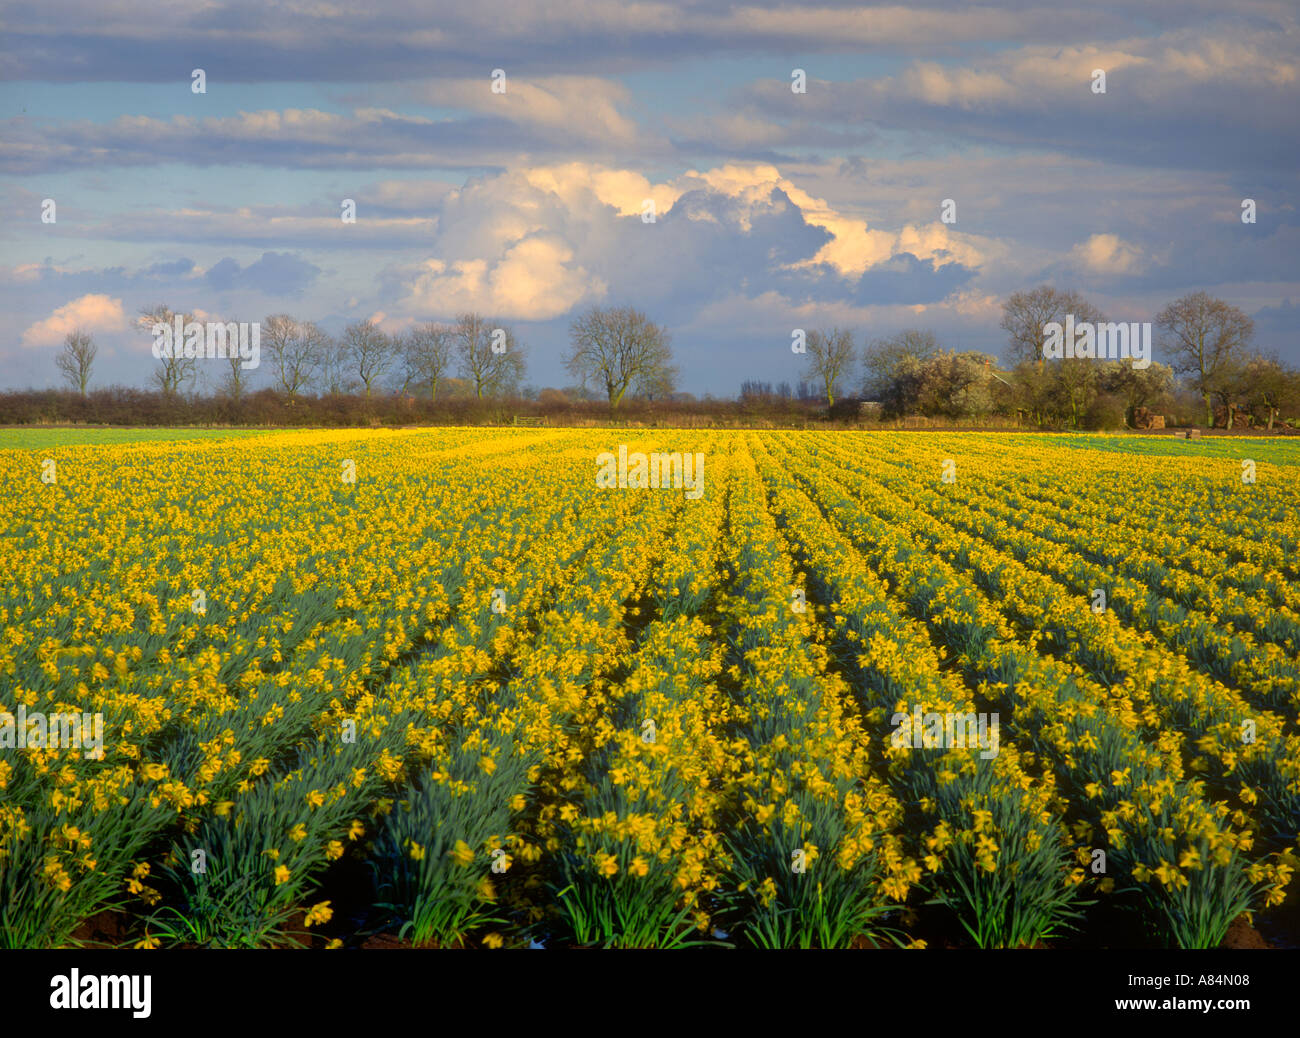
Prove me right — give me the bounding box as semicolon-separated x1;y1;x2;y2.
318;334;349;395
1000;285;1105;367
565;306;677;411
263;313;327;401
399;322;455;398
802;327;856;406
138;303;197;396
1155;292;1254;427
56;328;97;397
342;320;396;398
219;351;252;403
454;313;526;399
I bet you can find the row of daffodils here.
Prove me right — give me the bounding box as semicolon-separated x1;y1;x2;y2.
0;428;1295;948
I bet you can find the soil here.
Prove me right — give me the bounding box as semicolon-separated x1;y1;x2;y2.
68;909;133;947
1220;916;1271;949
358;933;414;949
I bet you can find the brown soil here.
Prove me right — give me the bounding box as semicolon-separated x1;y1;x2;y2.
67;909;133;947
358;932;414;949
1220;916;1271;949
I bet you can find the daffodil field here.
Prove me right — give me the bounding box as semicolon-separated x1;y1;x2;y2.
2;428;1298;949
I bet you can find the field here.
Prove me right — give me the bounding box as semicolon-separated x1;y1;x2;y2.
1;427;1298;949
0;427;276;449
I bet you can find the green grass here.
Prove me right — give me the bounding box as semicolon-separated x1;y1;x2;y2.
1039;433;1300;466
0;428;274;449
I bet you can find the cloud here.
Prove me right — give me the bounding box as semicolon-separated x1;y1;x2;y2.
419;76;649;148
204;252;322;295
1249;297;1300;365
734;27;1299;174
33;201;438;250
143;258;198;278
681;164;984;277
0;93;667;175
1071;233;1145;274
522;164;680;218
0;1;1152;83
383;160;982;328
409;234;602;321
2;3;1296;393
20;294;128;348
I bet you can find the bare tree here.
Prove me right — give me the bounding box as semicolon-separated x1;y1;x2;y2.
219;351;252;403
138;304;197;397
1000;285;1105;367
56;329;97;397
1155;292;1254;427
399;322;454;398
802;328;855;406
319;334;349;395
454;313;527;399
565;306;677;412
263;313;326;402
342;320;396;398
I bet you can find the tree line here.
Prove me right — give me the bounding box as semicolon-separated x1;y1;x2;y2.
137;306;530;402
788;287;1299;429
36;289;1300;430
48;304;681;414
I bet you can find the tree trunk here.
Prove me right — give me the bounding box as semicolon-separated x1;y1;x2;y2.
1204;394;1214;428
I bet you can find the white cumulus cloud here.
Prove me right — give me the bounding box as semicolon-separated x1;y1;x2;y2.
1071;233;1144;274
21;294;128;348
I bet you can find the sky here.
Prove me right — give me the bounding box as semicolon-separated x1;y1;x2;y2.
2;0;1297;396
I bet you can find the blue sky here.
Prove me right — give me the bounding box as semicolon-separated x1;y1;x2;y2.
2;0;1297;395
